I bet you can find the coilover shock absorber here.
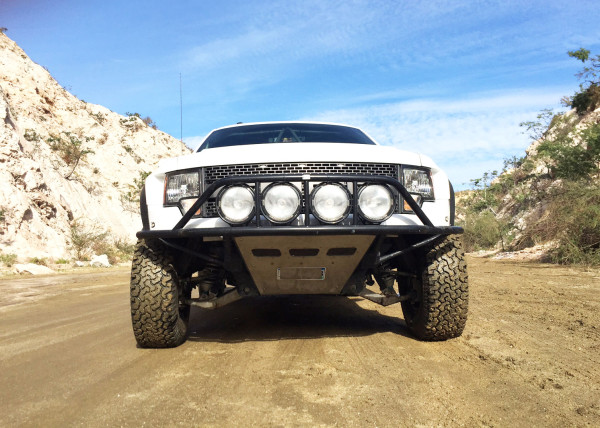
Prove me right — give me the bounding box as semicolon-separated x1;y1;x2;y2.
374;260;397;296
194;249;226;298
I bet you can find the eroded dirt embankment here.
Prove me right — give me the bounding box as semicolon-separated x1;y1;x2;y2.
0;257;598;427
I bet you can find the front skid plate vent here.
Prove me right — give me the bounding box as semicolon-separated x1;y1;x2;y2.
203;162;398;217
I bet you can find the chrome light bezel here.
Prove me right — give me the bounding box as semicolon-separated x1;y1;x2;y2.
164;170;201;206
216;185;255;225
310;182;351;224
357;184;395;223
261;182;302;225
401;167;434;199
401;167;433;213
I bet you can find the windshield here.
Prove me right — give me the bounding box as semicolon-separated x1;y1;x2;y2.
198;123;376;151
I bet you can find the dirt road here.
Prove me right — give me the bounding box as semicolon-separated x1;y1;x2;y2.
1;257;599;427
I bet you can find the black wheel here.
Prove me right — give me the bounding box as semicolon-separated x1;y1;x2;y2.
130;239;190;348
401;235;468;341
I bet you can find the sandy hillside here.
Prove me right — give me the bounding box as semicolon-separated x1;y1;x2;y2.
0;33;189;259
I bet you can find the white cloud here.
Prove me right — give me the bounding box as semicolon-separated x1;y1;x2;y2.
302;88;568;188
184;28;290;71
180;1;496;79
174;0;599;113
180;0;597;76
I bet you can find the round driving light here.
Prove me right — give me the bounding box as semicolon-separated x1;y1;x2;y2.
311;183;351;224
217;185;255;225
261;183;301;224
358;185;394;223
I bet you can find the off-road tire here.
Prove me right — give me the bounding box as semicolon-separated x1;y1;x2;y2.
130;239;190;348
401;235;468;341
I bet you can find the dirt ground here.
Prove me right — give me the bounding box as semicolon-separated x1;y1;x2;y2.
0;256;599;427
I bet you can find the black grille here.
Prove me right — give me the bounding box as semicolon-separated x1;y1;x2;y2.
202;162;398;217
205;163;397;183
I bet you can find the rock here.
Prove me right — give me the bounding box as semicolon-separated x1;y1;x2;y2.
75;260;86;267
90;254;111;267
14;263;55;275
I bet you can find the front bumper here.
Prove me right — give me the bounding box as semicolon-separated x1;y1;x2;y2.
137;173;463;239
137;224;462;239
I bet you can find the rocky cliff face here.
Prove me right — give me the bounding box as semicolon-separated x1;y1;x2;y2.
0;33;189;259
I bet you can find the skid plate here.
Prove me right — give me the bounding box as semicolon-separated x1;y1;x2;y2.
235;235;374;295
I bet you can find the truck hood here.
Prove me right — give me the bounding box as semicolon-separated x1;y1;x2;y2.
158;143;434;172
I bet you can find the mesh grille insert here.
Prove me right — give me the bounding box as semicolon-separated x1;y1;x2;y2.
202;162;398;217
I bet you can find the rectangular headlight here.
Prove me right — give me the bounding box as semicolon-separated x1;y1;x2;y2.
402;168;434;199
164;171;201;205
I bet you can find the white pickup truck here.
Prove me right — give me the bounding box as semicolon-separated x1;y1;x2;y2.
130;122;468;347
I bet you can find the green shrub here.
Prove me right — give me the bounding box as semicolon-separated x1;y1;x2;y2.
28;257;47;266
69;218;108;260
91;236;137;264
567;48;600;114
571;85;600;115
55;258;70;265
123;170;151;204
47;132;95;179
551;239;600;266
119;115;143;132
0;253;18;267
114;237;136;260
521;182;600;265
141;116;157;129
536;122;600;180
98;132;108;145
89;111;106;124
520;109;556;141
68;218;136;263
23;129;41;143
461;211;510;252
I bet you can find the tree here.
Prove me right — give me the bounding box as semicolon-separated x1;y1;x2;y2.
519;108;555;141
568;48;599;83
46;132;95;179
535;122;600;181
567;48;600;114
142;116;158;129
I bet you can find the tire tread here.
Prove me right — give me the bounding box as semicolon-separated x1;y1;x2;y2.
130;240;188;348
403;235;468;341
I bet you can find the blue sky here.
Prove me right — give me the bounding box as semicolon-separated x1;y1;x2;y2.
2;0;599;188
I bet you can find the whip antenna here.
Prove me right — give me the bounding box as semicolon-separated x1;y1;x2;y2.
180;73;183;154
